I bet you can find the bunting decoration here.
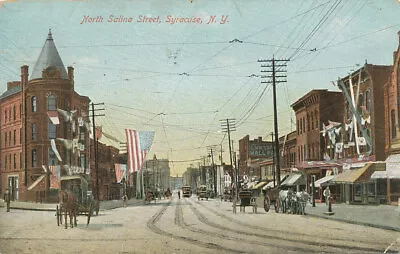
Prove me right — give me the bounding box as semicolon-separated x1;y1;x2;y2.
47;111;60;125
115;164;127;183
50;139;62;161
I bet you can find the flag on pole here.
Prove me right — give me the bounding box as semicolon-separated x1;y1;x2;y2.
115;164;127;183
47;111;60;125
125;129;155;173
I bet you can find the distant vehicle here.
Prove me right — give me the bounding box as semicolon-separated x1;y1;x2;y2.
182;185;192;197
197;185;208;201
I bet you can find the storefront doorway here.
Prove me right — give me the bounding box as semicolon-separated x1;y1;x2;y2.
7;176;19;201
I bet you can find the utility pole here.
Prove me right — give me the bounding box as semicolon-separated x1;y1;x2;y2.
207;145;217;196
91;102;105;201
259;57;289;187
271;132;276;187
220;119;236;213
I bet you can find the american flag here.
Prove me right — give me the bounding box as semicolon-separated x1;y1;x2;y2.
125;129;155;173
49;165;60;189
115;164;127;183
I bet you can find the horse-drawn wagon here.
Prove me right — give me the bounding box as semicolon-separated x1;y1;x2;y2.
236;187;257;213
56;175;98;228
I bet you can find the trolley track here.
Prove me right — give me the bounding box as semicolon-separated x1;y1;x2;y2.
188;198;384;253
146;199;243;253
196;198;386;246
180;199;322;253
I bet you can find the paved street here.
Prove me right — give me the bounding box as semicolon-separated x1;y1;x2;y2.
1;195;399;254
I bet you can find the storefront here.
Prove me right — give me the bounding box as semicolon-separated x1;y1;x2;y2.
334;162;385;204
370;154;400;204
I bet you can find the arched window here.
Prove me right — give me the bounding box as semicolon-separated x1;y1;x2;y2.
47;95;56;111
31;96;37;112
13;105;16;120
365;90;371;112
391;110;397;139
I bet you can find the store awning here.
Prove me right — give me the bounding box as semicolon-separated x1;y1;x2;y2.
370;154;400;179
281;174;306;186
312;175;335;188
252;181;268;189
263;175;288;190
27;174;46;191
334;162;374;183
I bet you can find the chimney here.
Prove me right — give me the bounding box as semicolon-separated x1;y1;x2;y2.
68;66;74;89
258;136;262;142
21;65;29;89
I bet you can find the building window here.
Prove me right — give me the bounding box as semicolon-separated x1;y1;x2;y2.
4;155;7;170
315;111;318;130
20;103;22;117
20;128;22;144
4;109;7;123
303;118;305;133
299;119;302;134
307;115;310;131
31;149;37;167
31;96;37;112
48;122;57;139
13;130;16;145
13;105;16;120
5;133;7;147
297;120;300;135
32;124;37;141
9;131;11;146
48;148;57;166
311;112;314;130
9;109;11;122
13;154;16;169
80;154;86;169
9;154;11;169
391;110;397;139
47;95;57;111
20;152;22;169
365;90;371;112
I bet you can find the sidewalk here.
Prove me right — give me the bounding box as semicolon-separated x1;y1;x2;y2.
0;197;145;212
305;202;400;232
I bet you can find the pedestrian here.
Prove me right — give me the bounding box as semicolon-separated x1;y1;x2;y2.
5;188;10;212
323;186;331;206
178;190;181;199
122;193;127;207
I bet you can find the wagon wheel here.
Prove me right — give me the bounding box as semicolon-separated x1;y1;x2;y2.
264;196;270;212
87;203;92;226
56;205;60;226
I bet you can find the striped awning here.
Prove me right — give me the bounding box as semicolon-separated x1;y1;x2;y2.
312;175;335;188
281;174;306;186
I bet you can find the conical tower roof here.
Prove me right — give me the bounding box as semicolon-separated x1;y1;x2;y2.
31;29;68;80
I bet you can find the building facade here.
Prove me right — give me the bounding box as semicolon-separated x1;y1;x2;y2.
238;135;273;178
0;31;92;202
291;89;344;192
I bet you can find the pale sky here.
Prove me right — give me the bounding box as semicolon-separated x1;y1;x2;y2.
1;0;400;176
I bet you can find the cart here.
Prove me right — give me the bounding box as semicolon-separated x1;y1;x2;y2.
197;185;208;201
237;188;257;213
56;175;98;228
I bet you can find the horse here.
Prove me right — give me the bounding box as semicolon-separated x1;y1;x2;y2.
278;189;297;214
295;191;310;215
59;190;78;229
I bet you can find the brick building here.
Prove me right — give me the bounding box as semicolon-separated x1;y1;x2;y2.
374;31;400;204
90;139;119;200
279;130;297;173
291;89;344;192
0;30;91;202
238;135;273;178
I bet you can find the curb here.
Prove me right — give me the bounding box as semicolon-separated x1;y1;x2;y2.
305;212;400;232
